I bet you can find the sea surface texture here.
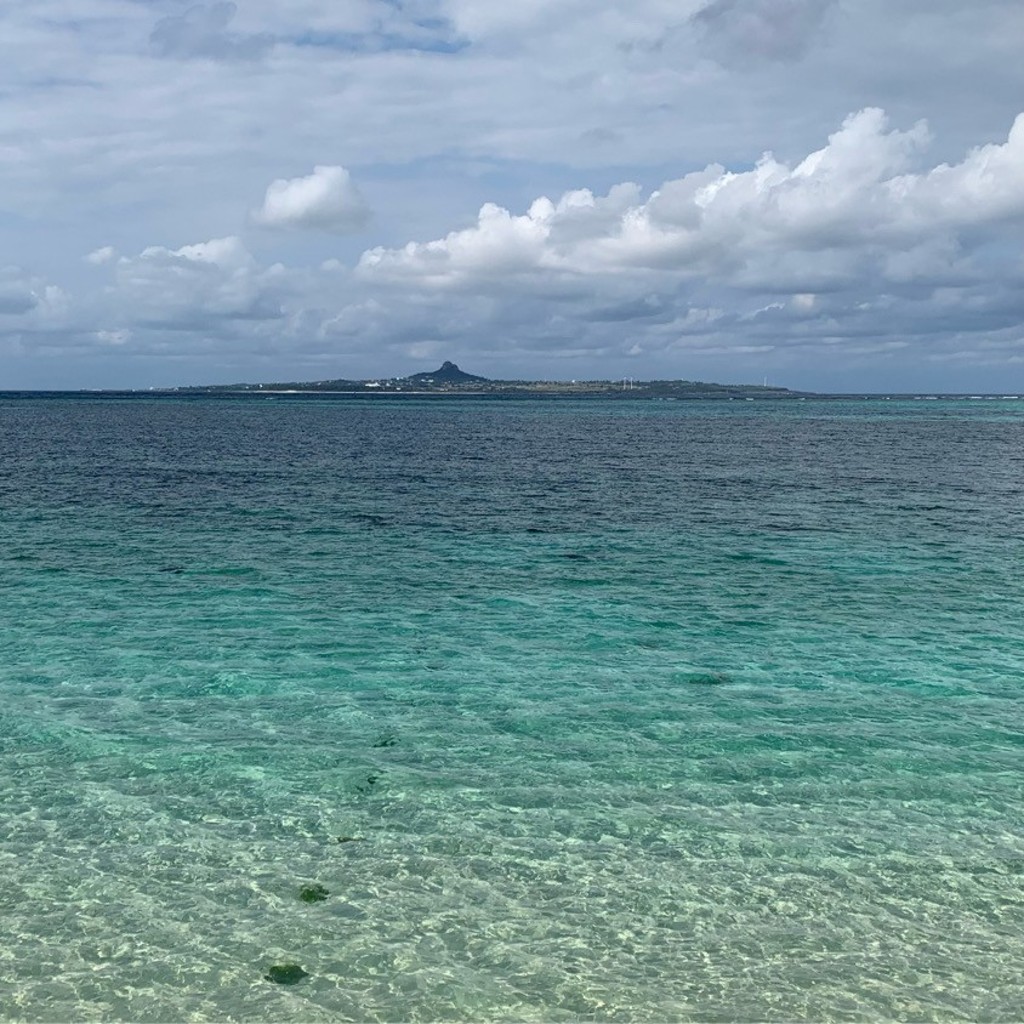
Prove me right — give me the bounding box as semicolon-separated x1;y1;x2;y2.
2;395;1023;1022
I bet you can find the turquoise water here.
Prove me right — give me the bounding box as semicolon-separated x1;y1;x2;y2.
2;395;1023;1022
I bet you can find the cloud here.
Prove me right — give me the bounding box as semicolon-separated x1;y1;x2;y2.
150;2;273;61
252;165;371;232
693;0;835;65
84;246;116;266
359;109;1024;296
335;107;1024;387
358;182;642;284
0;268;67;323
0;270;40;315
95;329;131;347
112;237;285;327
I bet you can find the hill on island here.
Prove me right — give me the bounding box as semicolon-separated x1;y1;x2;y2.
406;361;489;384
173;361;805;399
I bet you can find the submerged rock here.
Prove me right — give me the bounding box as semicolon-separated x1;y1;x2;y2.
354;772;382;794
299;883;329;903
265;963;309;985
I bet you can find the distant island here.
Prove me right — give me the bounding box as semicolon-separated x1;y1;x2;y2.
171;361;807;400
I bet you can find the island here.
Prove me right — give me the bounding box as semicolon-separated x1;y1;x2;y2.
170;362;807;400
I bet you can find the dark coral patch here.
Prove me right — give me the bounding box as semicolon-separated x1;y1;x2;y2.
265;963;309;985
299;884;329;903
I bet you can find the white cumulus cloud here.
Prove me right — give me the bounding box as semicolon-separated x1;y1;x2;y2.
113;236;284;327
253;165;371;232
358;108;1024;294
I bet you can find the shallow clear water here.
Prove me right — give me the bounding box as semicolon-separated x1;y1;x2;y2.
2;395;1023;1022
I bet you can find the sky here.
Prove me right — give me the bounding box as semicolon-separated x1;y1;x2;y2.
3;1;1024;391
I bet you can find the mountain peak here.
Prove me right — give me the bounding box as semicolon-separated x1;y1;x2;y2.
407;361;489;383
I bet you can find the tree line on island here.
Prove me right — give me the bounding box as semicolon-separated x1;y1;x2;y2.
172;361;806;399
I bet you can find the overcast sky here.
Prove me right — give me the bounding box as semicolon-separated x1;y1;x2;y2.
3;0;1024;390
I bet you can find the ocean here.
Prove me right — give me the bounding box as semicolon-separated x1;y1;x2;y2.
2;394;1022;1022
